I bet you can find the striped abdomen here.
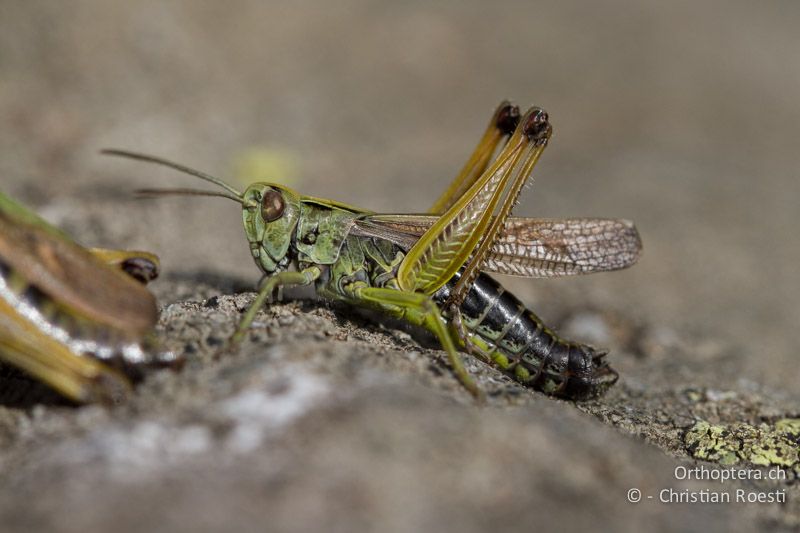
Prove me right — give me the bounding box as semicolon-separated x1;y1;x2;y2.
434;272;617;399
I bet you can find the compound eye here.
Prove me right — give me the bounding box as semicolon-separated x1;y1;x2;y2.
261;190;285;222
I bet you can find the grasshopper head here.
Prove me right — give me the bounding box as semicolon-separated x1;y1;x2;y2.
242;183;302;274
100;150;305;275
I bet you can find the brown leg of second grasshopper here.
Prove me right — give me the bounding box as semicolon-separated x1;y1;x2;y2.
89;248;160;284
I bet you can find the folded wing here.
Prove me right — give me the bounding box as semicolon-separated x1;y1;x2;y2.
355;214;641;278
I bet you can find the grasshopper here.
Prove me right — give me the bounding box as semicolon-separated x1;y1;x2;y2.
105;101;641;400
0;191;174;403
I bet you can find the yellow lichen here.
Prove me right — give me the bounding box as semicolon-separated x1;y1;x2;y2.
775;418;800;437
684;419;800;472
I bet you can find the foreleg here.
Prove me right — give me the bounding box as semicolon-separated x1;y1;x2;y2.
230;267;321;346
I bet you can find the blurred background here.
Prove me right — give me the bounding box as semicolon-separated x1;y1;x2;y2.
1;0;798;393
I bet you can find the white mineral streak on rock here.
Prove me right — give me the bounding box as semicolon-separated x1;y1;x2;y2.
219;371;331;453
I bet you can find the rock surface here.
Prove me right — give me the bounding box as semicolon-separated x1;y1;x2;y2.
0;281;798;532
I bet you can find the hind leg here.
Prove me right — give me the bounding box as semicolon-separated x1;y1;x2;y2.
356;287;482;400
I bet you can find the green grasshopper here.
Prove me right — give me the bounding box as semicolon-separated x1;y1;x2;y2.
0;191;174;403
105;101;641;400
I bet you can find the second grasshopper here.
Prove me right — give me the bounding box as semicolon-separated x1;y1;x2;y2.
0;190;173;403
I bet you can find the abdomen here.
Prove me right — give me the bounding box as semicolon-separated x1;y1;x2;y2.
434;272;618;399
